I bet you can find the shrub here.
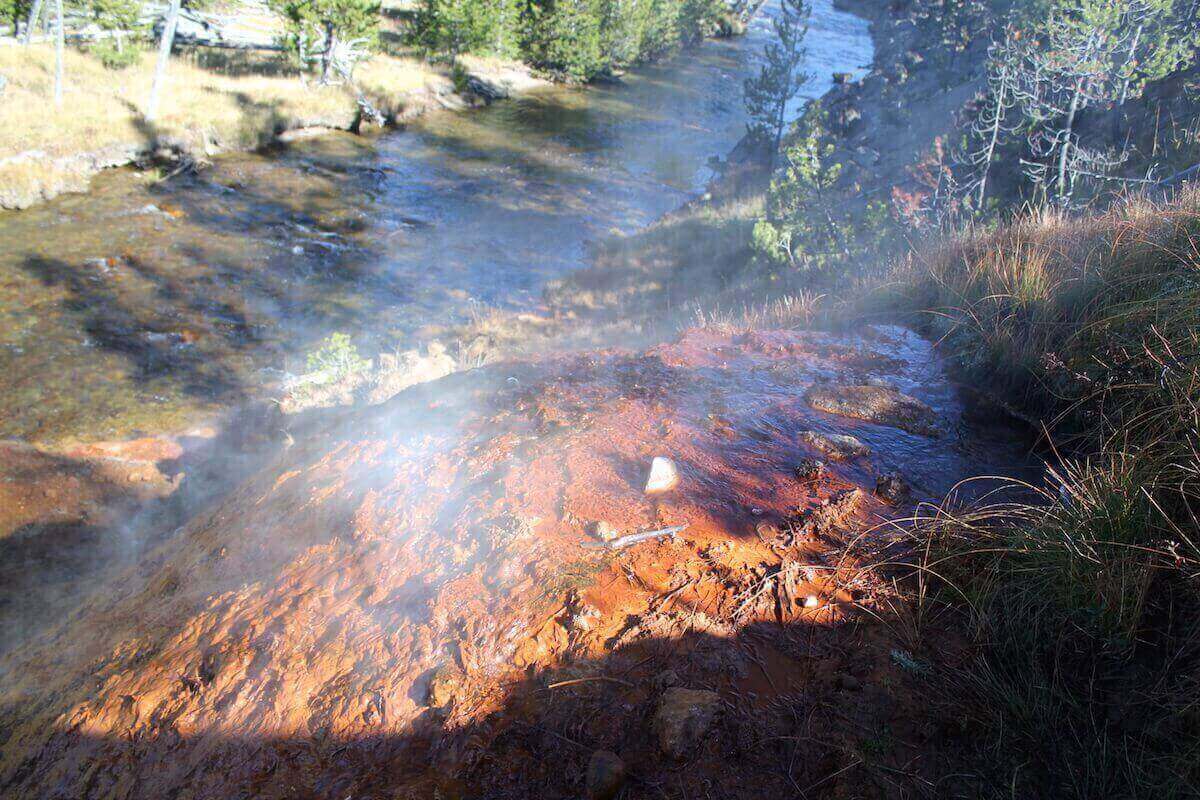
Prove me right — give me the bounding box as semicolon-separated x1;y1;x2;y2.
305;332;370;382
90;40;142;70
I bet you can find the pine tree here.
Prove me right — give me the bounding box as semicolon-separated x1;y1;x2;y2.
89;0;144;52
414;0;519;61
742;0;810;164
410;0;723;82
270;0;380;83
522;0;608;82
959;24;1021;209
1;0;31;37
752;102;843;269
1012;0;1197;204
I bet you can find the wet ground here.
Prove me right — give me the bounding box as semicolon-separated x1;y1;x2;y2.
0;324;1035;799
0;1;872;445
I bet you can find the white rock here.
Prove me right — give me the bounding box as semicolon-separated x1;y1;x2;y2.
803;595;822;609
644;457;680;494
590;520;620;542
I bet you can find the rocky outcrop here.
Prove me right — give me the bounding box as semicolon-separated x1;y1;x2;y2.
800;430;871;460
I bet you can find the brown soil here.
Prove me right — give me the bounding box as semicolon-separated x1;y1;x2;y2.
0;325;1021;799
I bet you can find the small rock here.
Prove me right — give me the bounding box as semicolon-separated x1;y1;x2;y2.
803;595;821;609
653;687;721;760
644;456;680;494
754;520;781;540
590;520;620;542
652;669;680;690
425;665;462;709
585;750;626;800
793;458;825;482
805;385;940;437
799;430;870;461
875;472;909;504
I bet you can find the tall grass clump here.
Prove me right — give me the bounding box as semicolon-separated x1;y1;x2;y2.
895;189;1200;797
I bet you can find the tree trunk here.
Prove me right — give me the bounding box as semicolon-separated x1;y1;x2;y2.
320;20;335;84
1056;80;1083;204
146;0;182;123
23;0;44;45
1118;24;1143;106
977;79;1007;207
53;0;63;105
770;95;785;168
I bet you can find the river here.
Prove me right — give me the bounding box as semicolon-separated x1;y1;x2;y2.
0;1;872;444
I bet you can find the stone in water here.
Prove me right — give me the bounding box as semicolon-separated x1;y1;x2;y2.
644;457;680;494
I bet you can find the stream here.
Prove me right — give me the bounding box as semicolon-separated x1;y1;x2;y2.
0;0;872;444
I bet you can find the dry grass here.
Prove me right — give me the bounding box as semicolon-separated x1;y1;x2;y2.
0;45;438;161
889;190;1200;426
877;189;1200;797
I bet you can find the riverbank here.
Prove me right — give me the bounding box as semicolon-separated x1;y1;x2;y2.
0;0;759;211
427;0;908;361
0;45;547;210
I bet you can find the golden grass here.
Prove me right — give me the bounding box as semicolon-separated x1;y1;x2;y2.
0;45;439;161
885;189;1200;420
870;190;1200;796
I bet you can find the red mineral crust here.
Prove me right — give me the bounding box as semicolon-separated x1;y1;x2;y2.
0;326;1004;799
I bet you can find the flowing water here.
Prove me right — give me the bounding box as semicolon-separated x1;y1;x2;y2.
0;1;872;444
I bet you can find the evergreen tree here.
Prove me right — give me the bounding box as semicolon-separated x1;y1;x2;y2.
409;0;725;83
752;102;842;269
958;23;1021;209
1011;0;1197;204
270;0;380;83
522;0;608;82
742;0;810;163
1;0;31;37
414;0;519;61
90;0;144;53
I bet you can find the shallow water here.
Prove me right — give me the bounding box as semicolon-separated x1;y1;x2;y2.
0;1;872;443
